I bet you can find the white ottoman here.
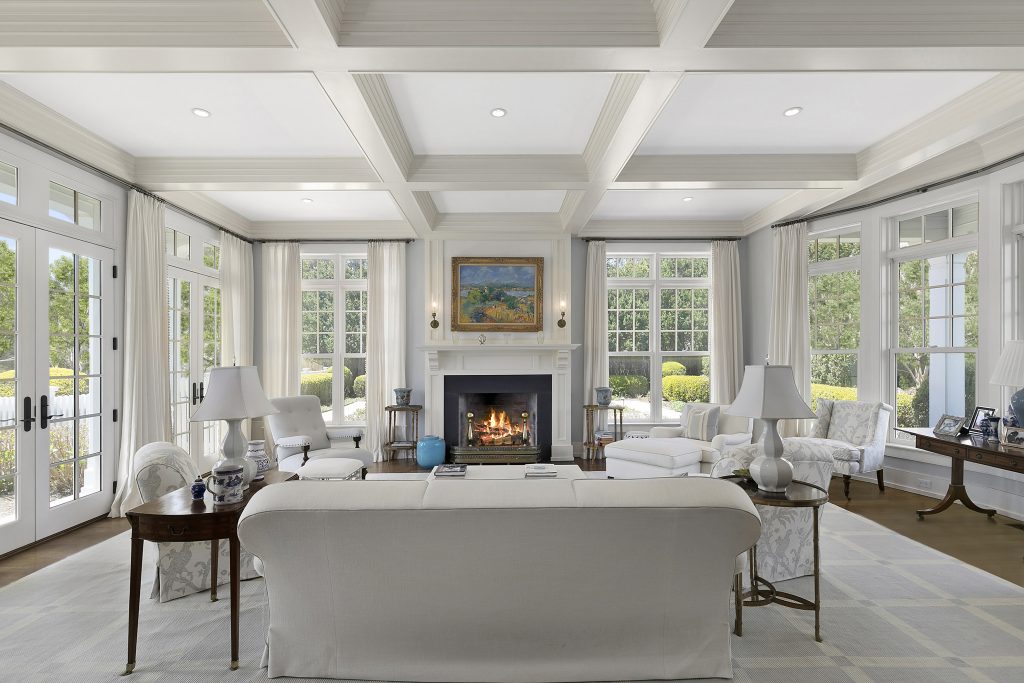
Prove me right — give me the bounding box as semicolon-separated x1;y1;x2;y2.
604;438;702;479
296;458;364;481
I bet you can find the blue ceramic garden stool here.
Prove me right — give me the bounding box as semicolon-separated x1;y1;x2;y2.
417;435;446;468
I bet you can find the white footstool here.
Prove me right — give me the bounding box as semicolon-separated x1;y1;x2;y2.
604;438;702;479
296;458;364;481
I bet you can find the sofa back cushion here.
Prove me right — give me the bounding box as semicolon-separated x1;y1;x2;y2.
826;400;883;445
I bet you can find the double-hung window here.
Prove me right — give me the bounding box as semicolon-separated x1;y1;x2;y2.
808;228;862;408
300;251;368;426
891;201;979;435
606;251;711;423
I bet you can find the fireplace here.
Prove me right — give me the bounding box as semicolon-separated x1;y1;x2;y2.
444;375;552;463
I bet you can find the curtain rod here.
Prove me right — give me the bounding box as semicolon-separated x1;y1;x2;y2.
581;237;740;242
772;147;1024;229
255;238;414;244
0;121;254;244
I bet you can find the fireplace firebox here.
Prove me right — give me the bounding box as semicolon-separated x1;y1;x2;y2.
443;375;552;463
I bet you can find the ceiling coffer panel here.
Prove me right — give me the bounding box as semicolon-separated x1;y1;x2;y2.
319;0;660;47
0;1;291;47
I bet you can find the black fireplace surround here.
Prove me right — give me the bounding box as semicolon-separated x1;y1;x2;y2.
443;374;553;462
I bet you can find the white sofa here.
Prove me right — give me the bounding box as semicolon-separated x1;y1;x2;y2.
604;402;753;478
238;477;761;682
265;395;371;471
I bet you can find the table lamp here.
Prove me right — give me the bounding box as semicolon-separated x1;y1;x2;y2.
191;366;277;489
990;340;1024;426
725;364;816;493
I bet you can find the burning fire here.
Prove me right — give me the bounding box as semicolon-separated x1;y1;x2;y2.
469;408;529;447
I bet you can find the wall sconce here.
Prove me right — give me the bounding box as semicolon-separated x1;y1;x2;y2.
430;301;440;329
557;300;567;328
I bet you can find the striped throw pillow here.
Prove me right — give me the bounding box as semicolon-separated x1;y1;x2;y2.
685;406;720;441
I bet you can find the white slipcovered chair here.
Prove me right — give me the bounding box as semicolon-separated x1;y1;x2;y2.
604;402;753;478
712;440;835;583
131;442;259;602
793;398;893;499
265;395;371;471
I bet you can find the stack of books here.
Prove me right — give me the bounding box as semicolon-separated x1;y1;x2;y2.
594;430;617;445
524;463;558;478
434;464;468;477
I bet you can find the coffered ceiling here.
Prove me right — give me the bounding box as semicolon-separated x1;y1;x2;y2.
0;0;1023;240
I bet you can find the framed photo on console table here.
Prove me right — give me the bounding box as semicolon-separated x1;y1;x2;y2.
1001;425;1024;450
451;257;544;333
967;406;996;433
933;414;966;437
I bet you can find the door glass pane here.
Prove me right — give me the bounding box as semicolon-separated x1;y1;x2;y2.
609;356;651;421
167;277;191;453
0;161;15;205
48;183;75;224
48;419;74;465
201;285;223;460
77;455;101;498
77;416;100;457
77;374;101;416
76;193;100;230
49;461;74;506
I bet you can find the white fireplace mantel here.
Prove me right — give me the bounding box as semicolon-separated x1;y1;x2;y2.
422;343;579;462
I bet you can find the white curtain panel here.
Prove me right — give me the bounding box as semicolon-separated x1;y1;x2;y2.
220;233;254;368
259;243;301;399
711;240;744;404
768;223;812;437
583;241;609;421
366;242;407;462
110;191;170;517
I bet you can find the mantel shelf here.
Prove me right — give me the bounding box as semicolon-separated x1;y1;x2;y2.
420;343;579;352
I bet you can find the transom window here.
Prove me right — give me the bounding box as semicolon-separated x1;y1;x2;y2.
606;251;711;423
48;182;100;229
0;160;15;205
300;252;368;426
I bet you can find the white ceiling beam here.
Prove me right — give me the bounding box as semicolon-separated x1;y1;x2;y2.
580;219;744;239
616;154;856;188
247;220;414;241
407;155;588;189
657;0;734;49
135;157;379;191
156;191;254;238
434;213;563;233
264;0;338;49
563;71;684;232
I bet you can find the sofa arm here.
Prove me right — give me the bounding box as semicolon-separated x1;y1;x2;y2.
711;431;753;453
650;426;684;438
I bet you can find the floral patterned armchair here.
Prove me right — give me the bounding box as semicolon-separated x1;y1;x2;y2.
801;399;894;499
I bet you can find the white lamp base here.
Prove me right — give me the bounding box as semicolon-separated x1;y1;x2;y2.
216;418;255;490
749;417;793;493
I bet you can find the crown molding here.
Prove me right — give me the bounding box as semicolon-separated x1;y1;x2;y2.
155;190;253;238
580;219;744;239
135;156;379;191
0;81;136;181
247;219;414;241
618;154;856;186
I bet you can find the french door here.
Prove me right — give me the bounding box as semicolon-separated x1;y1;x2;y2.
0;219;115;554
167;267;222;469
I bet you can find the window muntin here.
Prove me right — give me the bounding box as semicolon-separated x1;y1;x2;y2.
300;252;368;426
606;251;711;423
48;182;100;229
808;231;860;263
0;161;16;205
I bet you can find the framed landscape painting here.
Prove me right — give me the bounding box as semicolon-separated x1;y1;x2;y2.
451;257;543;332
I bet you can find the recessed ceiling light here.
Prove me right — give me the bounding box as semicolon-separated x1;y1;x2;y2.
682;196;694;202
783;106;803;117
301;197;314;204
191;107;211;118
490;108;507;118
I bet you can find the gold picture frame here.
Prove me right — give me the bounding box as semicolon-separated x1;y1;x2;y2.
451;257;544;332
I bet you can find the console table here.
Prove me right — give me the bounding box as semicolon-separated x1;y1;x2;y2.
124;469;296;674
895;427;1024;519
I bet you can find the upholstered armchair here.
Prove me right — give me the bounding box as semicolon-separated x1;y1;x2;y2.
131;442;259;602
712;440;835;583
799;398;893;498
265;395;371;471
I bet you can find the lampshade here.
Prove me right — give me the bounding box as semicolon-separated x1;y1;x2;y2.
190;366;277;421
990;340;1024;387
725;364;816;420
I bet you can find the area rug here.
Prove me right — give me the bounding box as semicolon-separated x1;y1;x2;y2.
2;505;1024;682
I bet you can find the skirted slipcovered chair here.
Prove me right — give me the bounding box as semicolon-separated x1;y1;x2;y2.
265;395;371;471
797;399;894;499
712;440;835;584
131;442;260;602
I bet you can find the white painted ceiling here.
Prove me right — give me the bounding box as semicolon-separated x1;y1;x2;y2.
0;73;364;157
200;191;402;222
431;190;566;213
385;73;615;155
638;72;998;155
593;189;798;221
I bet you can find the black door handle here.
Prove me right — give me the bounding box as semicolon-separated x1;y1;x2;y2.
199;381;205;402
21;396;35;432
192;382;199;405
39;395;64;430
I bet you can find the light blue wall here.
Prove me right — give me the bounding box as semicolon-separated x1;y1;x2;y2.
740;226;773;366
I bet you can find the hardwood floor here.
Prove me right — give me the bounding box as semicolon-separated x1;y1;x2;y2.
1;461;1021;589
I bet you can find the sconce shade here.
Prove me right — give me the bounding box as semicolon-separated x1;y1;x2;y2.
726;364;816;420
190;366;277;421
